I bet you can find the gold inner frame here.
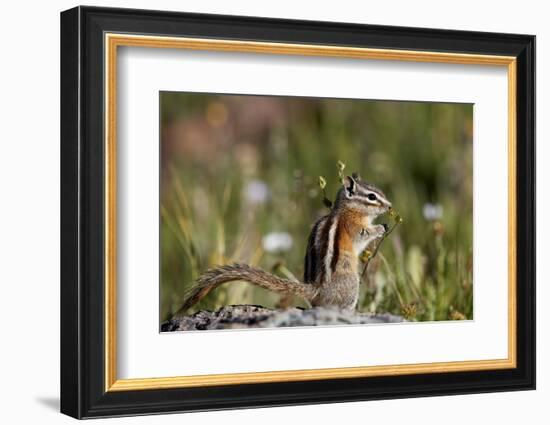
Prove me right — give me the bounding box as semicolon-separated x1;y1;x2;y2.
104;33;517;392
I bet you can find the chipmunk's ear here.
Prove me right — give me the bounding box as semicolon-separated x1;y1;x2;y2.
351;172;361;181
343;175;357;198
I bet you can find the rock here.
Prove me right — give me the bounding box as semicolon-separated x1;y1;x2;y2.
161;305;405;331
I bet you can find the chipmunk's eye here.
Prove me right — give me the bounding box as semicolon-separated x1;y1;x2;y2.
367;193;377;201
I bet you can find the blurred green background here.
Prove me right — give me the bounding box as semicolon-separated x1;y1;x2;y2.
160;92;473;323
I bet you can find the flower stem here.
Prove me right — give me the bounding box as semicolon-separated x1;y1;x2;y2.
361;213;402;278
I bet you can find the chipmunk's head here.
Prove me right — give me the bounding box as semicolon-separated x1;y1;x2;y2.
334;173;392;218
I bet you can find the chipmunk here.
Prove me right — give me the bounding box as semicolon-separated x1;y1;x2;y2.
176;173;392;312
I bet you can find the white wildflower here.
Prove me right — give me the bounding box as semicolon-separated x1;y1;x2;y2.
422;203;443;221
243;180;270;205
262;232;293;253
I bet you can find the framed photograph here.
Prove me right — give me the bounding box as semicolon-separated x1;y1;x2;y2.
60;6;535;419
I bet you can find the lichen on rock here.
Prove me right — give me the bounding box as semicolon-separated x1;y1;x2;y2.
161;305;404;332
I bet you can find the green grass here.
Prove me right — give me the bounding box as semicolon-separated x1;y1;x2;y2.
160;93;473;323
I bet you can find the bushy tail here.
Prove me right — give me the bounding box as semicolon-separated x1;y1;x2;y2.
176;263;317;314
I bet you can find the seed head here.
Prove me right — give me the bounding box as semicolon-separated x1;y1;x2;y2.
337;160;346;184
401;303;418;320
360;250;372;263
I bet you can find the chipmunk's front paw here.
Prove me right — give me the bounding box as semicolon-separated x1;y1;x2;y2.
372;224;387;238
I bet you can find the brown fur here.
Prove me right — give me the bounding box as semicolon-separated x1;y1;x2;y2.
176;263;318;315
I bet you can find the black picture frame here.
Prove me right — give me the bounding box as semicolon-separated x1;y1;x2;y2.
61;5;535;419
